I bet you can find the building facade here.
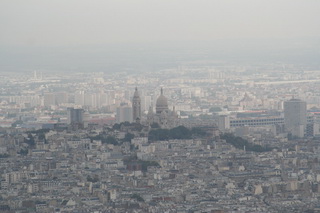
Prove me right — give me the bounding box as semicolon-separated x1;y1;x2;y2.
67;108;84;129
116;105;133;123
284;98;307;137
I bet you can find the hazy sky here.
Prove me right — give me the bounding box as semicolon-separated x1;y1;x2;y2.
1;0;320;46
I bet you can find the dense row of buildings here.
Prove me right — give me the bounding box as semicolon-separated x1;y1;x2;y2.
1;66;320;211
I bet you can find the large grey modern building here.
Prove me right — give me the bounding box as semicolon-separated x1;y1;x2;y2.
116;105;133;123
284;98;307;137
67;107;84;129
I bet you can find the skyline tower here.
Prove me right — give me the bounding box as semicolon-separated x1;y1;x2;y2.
132;87;141;122
284;98;307;138
117;105;133;123
67;107;84;129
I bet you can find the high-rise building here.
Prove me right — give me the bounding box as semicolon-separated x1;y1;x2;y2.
284;98;307;137
84;93;94;107
218;115;230;132
132;87;141;122
100;93;109;106
141;95;152;112
67;108;84;126
75;91;85;106
44;92;68;107
55;92;68;105
44;93;55;107
116;105;133;123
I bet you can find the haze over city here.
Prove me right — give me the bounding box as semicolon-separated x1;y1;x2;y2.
1;0;320;73
1;1;320;213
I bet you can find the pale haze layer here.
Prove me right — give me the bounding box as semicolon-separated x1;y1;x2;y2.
1;0;320;45
0;0;320;72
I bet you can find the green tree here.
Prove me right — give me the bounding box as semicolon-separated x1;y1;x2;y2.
18;149;28;156
24;133;35;148
148;129;170;141
220;133;273;152
131;194;144;202
141;161;160;171
169;126;192;139
112;123;121;130
121;121;131;126
148;125;204;141
11;120;23;127
150;122;160;129
38;133;46;141
122;133;134;142
0;154;9;158
87;175;99;183
104;136;119;145
209;106;222;112
191;127;207;137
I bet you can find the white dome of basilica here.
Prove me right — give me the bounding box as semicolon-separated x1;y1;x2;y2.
156;88;169;114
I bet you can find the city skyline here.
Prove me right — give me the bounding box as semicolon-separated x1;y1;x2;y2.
1;1;320;212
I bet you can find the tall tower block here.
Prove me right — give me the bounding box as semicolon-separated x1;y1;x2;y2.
132;87;141;122
284;98;307;137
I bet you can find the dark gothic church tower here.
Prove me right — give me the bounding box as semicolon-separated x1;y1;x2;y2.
132;87;141;122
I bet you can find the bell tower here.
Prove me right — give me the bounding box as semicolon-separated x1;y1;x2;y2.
132;87;141;122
